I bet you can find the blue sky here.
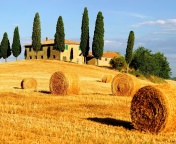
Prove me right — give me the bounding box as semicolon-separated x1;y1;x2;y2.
0;0;176;77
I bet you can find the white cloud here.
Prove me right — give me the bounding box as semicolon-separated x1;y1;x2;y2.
131;19;176;28
108;11;149;19
104;40;122;46
129;12;149;19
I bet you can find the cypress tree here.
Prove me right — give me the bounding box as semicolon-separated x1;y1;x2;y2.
80;7;89;64
54;16;65;60
32;12;41;56
70;48;73;62
12;26;21;61
92;11;104;66
1;32;11;62
0;46;2;59
125;31;135;73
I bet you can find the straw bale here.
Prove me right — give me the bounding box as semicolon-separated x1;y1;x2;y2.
49;71;80;95
130;84;176;134
101;74;113;83
21;78;37;89
111;73;141;96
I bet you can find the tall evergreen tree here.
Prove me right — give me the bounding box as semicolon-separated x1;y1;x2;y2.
80;7;89;64
12;26;21;61
1;32;11;62
92;11;104;66
125;31;135;73
0;46;2;59
70;48;73;62
54;16;65;60
32;12;41;57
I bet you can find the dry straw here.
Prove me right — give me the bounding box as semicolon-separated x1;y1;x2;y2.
101;74;113;83
130;84;176;134
111;73;141;96
21;78;37;89
49;71;80;95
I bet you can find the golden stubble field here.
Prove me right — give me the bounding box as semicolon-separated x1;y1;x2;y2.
0;59;176;144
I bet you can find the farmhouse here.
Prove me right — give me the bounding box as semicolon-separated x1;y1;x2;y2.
24;37;119;66
87;52;120;66
24;37;83;64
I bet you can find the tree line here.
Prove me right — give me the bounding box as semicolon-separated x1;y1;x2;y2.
0;27;21;62
110;31;171;79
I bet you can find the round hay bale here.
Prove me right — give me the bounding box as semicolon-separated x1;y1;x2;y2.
101;74;107;83
130;85;176;134
21;78;37;89
49;71;80;95
101;74;113;83
111;73;141;96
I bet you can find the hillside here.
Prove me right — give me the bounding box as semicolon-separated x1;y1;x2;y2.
0;59;175;143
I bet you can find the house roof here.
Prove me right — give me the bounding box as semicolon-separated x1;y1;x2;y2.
25;37;80;47
102;52;120;58
88;52;120;58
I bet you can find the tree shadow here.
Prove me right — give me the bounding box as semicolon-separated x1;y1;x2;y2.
87;117;133;130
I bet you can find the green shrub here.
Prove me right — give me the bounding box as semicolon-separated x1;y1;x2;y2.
109;56;126;71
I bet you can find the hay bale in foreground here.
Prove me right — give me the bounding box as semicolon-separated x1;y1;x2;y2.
21;78;37;89
111;73;141;96
130;85;176;134
101;74;113;83
49;71;80;95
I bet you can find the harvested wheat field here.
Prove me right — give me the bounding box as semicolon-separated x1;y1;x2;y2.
0;59;176;143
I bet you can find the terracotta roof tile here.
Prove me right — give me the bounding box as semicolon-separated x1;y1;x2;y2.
88;52;120;58
25;38;80;46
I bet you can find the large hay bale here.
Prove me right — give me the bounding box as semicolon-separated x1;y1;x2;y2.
21;78;37;89
101;74;113;83
130;85;176;134
49;71;80;95
111;73;141;96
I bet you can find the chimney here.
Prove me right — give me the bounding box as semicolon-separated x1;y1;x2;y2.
46;37;48;41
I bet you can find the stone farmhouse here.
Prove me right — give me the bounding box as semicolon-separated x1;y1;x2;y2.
24;37;120;66
87;52;120;66
24;37;83;64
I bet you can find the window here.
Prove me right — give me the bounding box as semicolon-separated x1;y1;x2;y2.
65;45;68;50
78;46;81;50
30;56;32;59
105;58;107;61
41;56;43;59
53;55;55;59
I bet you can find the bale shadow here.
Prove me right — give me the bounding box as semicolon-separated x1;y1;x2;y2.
13;87;22;89
37;90;51;94
87;117;133;130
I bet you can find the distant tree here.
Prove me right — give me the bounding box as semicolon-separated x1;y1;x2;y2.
70;48;73;62
80;7;89;64
125;31;135;73
130;46;171;79
0;46;2;59
1;32;11;62
32;12;41;56
54;16;65;60
130;47;151;71
92;11;104;66
12;26;21;61
153;52;171;79
110;56;126;71
24;49;27;59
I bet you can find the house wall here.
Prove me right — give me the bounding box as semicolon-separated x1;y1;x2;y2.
87;57;112;66
25;44;83;64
